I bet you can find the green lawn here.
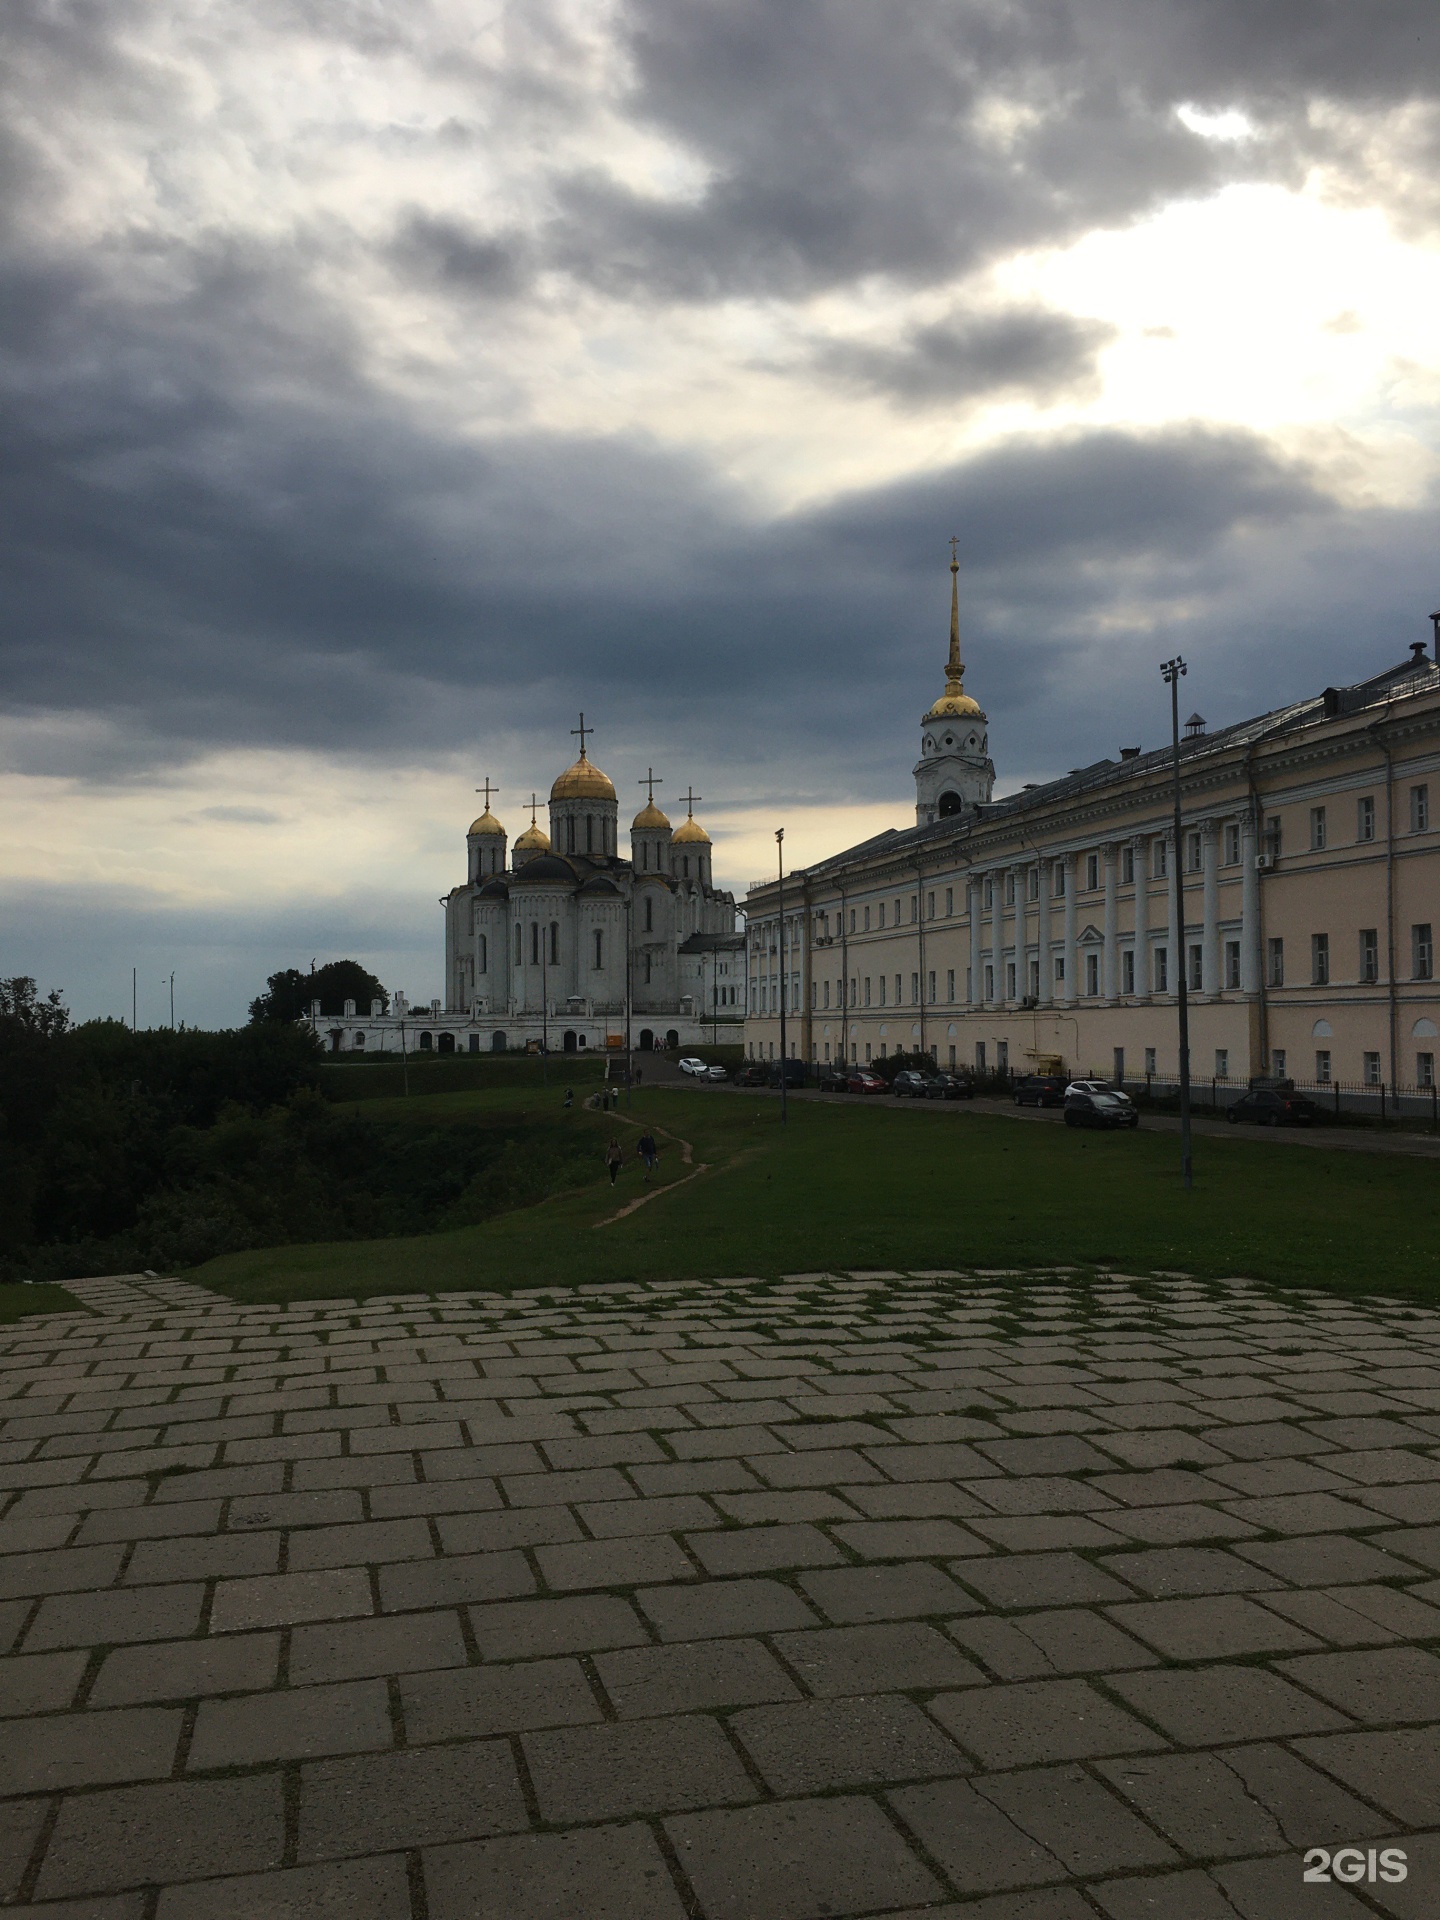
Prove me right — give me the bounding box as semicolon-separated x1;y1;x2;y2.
197;1087;1440;1306
0;1283;85;1325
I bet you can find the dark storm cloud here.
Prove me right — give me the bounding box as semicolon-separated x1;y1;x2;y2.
387;213;533;300
815;308;1115;408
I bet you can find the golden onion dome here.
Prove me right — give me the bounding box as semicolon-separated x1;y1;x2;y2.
550;751;616;802
513;820;552;853
632;798;671;831
467;808;506;837
925;687;985;721
672;815;711;846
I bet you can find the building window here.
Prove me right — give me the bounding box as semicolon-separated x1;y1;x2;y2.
984;964;995;998
1144;1046;1156;1075
1272;1048;1286;1078
895;897;901;923
996;1040;1009;1073
849;909;856;933
1363;1051;1381;1086
1028;959;1039;997
945;887;954;916
1153;840;1168;879
927;892;936;920
878;902;886;929
1187;832;1202;873
1215;1048;1228;1078
1268;937;1284;987
946;968;955;1001
1224;822;1241;865
910;971;920;1003
928;970;937;1002
1412;784;1430;832
1053;955;1065;987
477;935;487;974
966;966;973;999
1419;1052;1435;1088
1005;962;1017;999
1310;806;1327;851
643;951;652;985
863;977;871;1007
593;930;604;970
1414;924;1434;980
1184;943;1200;990
1224;940;1240;990
910;898;918;923
1085;952;1099;996
1359;928;1378;983
976;1041;987;1072
1053;864;1066;897
863;905;870;931
1005;872;1015;905
1265;813;1282;858
948;1045;956;1067
1311;933;1329;985
644;896;653;932
864;1041;872;1063
1154;948;1168;993
550;922;559;965
1316;1049;1332;1084
1028;868;1039;900
1085;852;1099;891
1122;949;1135;994
822;980;830;1009
1121;844;1135;884
514;924;523;964
1357;795;1375;842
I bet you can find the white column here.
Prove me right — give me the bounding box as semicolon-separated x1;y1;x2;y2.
1102;844;1119;1002
969;878;983;1005
1131;836;1149;1001
1166;831;1182;997
1240;813;1260;993
1036;860;1052;1003
1201;820;1220;997
1060;855;1077;1002
1012;864;1028;1001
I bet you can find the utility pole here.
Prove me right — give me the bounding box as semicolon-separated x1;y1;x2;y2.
162;972;174;1028
1162;656;1193;1190
776;829;788;1126
132;967;137;1031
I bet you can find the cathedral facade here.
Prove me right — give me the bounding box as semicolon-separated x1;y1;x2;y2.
312;729;744;1056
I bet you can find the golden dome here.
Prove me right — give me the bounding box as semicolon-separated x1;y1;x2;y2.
672;815;711;846
467;808;506;837
925;687;984;721
632;798;671;831
514;820;551;852
551;751;616;802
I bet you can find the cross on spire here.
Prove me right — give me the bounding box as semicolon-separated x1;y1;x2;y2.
528;791;541;825
680;786;702;818
638;767;663;803
949;533;959;569
571;713;592;758
474;777;499;812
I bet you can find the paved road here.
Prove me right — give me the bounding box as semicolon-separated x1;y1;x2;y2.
4;1268;1440;1915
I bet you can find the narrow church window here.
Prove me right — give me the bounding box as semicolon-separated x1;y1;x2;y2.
477;935;487;974
644;952;652;984
531;922;540;966
550;922;559;965
566;817;575;853
593;930;604;969
645;896;653;932
683;856;690;877
586;816;594;853
514;924;522;964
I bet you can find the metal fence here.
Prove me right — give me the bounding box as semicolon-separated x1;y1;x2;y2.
1119;1073;1440;1129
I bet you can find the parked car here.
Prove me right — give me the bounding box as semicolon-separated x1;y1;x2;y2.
768;1060;808;1089
705;1063;729;1080
892;1069;941;1097
1066;1079;1135;1110
1064;1088;1140;1129
1227;1088;1323;1127
734;1063;770;1087
818;1068;851;1093
846;1069;887;1095
1014;1074;1068;1107
678;1056;707;1076
926;1072;975;1100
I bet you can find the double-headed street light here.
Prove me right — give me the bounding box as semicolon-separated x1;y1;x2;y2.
1161;655;1193;1191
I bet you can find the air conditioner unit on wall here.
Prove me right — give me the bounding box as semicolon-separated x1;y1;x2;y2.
1254;854;1274;871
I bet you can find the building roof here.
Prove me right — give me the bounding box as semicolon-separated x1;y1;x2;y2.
678;931;746;953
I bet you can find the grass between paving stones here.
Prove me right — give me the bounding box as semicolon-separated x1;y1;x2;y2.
187;1080;1440;1306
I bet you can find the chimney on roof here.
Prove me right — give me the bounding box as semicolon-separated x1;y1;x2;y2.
1431;610;1440;662
1119;746;1141;759
1411;640;1430;667
1184;713;1206;739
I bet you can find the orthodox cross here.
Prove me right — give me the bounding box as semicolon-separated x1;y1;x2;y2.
680;786;702;818
949;534;959;566
638;768;663;804
528;792;541;826
571;713;592;757
474;777;499;811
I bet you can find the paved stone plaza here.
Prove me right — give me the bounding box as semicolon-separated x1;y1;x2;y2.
3;1267;1440;1919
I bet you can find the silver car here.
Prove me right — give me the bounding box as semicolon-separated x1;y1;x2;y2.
1066;1079;1135;1110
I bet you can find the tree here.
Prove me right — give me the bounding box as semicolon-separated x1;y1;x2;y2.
0;977;71;1038
249;961;388;1024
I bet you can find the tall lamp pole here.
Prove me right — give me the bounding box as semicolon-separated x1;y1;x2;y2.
1161;656;1193;1190
776;828;788;1127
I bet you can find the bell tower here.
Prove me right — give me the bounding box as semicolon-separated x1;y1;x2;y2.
914;542;994;825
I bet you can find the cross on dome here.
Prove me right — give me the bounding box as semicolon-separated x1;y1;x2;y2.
639;767;663;803
571;713;593;758
680;786;702;817
474;777;499;809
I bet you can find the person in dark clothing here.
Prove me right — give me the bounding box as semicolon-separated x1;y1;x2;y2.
637;1131;659;1182
562;1087;573;1109
605;1138;624;1185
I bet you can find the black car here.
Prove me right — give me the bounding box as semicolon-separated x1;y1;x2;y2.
734;1063;769;1087
926;1072;975;1100
768;1060;808;1089
892;1070;940;1097
1064;1088;1140;1129
1227;1088;1323;1127
1015;1074;1067;1108
818;1068;851;1093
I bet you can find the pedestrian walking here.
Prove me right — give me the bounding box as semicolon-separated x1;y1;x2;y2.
562;1087;573;1109
637;1130;659;1182
605;1137;624;1186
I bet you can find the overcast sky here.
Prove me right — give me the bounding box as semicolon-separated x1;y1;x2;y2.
4;0;1439;1027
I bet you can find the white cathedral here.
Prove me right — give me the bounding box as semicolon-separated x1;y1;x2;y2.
311;723;745;1057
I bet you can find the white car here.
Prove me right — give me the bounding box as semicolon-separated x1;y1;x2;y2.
1066;1079;1135;1109
678;1056;707;1076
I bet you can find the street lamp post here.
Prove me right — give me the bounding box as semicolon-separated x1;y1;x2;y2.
776;828;788;1127
1161;656;1193;1190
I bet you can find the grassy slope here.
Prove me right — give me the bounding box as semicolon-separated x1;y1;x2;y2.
197;1087;1440;1305
0;1284;86;1325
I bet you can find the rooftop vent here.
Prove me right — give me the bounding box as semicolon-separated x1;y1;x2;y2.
1411;640;1431;666
1119;746;1141;759
1184;713;1207;739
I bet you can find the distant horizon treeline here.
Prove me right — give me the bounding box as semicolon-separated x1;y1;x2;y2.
0;976;595;1283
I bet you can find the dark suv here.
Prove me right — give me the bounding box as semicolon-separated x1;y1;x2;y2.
926;1072;974;1100
1014;1074;1067;1108
892;1070;941;1097
1064;1087;1140;1130
1227;1087;1323;1127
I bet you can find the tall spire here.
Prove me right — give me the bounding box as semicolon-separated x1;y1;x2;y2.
947;534;962;687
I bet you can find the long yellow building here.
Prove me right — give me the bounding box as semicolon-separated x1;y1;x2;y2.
744;562;1440;1096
